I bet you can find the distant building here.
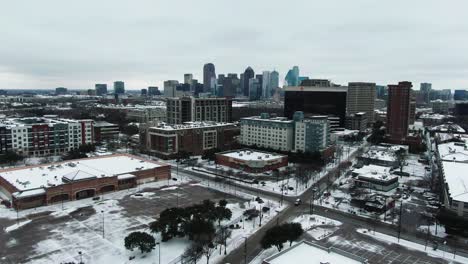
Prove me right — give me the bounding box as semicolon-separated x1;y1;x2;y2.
127;107;166;123
243;67;255;96
269;70;279;96
409;90;416;125
113;81;125;95
0;116;93;157
93;121;119;142
163;80;179;97
248;78;261;101
420;83;432;104
284;66;299;86
375;85;388;100
262;71;271;99
300;79;331;87
55;87;68;95
454;90;467;101
358;144;408;167
203;63;216;93
184;73;193;85
166;97;232;124
143;122;239;158
386;81;412;141
346;82;376;125
284;85;347;128
95;84;108;96
141;89;147;96
431;100;450;114
148;86;160;96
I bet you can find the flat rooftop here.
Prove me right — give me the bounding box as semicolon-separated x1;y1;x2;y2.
0;154;165;192
353;165;398;182
150;121;234;131
429;123;465;133
441;161;468;203
265;241;362;264
437;142;468;162
219;149;285;162
241;116;293;124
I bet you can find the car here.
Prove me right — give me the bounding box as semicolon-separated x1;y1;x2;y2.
294;199;302;206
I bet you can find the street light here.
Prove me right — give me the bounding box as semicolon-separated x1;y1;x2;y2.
61;187;64;211
78;251;83;264
156;242;161;264
243;237;248;264
101;210;105;238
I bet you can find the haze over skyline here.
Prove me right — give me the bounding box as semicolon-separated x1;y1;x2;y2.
1;0;467;90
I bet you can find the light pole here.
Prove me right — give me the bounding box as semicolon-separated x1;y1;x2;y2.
61;187;64;211
78;251;83;264
310;191;315;215
243;237;248;264
156;242;161;264
397;201;403;243
101;210;105;238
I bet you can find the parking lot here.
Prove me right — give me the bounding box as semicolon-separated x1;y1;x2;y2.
0;181;247;264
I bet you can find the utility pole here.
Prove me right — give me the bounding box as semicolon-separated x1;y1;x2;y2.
310;191;315;215
397;201;403;243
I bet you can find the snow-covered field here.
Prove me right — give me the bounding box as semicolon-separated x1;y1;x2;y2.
357;228;468;263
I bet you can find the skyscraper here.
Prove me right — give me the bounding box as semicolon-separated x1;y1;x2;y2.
148;86;160;96
285;66;299;86
262;71;271;99
420;83;432;104
95;84;107;96
454;90;467;101
248;78;261;101
243;67;255;96
164;80;179;97
203;63;216;93
346;82;376;125
270;71;279;96
184;74;193;85
114;81;125;95
387;81;412;140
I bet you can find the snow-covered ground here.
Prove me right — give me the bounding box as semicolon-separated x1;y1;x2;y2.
292;214;342;241
417;224;448;238
357;228;468;263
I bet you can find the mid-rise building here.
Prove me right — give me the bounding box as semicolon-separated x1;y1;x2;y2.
346;82;376;125
127;107;166;123
284;85;347;128
166;96;232;124
114;81;125;95
184;73;193;85
248;78;261;101
0;116;93;156
148;86;160;96
143;122;238;158
346;112;368;132
454;90;467;101
431;100;450;114
386;81;412;141
55;87;68;95
240;112;330;153
95;84;108;96
93;121;119;142
420;83;432;105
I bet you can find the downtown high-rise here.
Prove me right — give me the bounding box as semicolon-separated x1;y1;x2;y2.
203;63;216;93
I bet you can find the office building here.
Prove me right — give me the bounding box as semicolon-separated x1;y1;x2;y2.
284;85;347;128
143;122;239;159
0;116;93;157
95;84;108;96
243;67;255;96
163;80;179;97
93;121;119;142
346;112;368;132
284;66;299;86
270;70;279;95
409;91;416;125
376;85;388;100
248;78;261;101
184;73;193;85
420;83;432;104
55;87;67;95
431;100;450;114
300;79;332;87
215;149;288;173
203;63;216;93
114;81;125;95
346;82;376;125
293;112;330;153
166;96;232;124
386;81;412;141
262;71;271;99
148;86;160;96
141;89;147;96
454;90;467;101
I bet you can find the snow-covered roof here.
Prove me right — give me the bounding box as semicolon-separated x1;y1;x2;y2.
441;161;468;203
265;241;362;264
219;149;285;162
360;144;407;163
149;121;234;131
353;165;398;182
0;154;164;191
437;142;468;162
117;174;136;180
12;188;46;199
429;123;465;133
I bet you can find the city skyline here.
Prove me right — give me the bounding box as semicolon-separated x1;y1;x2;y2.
1;0;468;90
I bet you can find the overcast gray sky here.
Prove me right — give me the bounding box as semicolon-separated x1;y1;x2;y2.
1;0;467;90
